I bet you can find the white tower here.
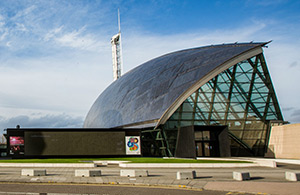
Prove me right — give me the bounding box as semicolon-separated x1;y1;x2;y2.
111;9;123;81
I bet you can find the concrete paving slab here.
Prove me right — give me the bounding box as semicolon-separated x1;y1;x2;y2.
172;179;191;186
188;180;203;186
147;178;160;185
157;178;174;185
94;177;104;184
140;178;152;184
100;179;109;184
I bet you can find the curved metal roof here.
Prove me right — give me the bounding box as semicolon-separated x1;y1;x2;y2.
84;42;267;128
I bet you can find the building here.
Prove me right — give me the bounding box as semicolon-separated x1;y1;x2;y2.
266;123;300;159
84;42;284;158
4;42;285;159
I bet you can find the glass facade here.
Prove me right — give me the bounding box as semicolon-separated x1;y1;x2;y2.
161;53;283;157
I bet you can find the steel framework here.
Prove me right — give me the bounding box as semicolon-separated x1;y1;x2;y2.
146;53;283;157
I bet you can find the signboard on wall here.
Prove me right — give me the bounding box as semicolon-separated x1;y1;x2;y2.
9;136;24;155
125;136;141;155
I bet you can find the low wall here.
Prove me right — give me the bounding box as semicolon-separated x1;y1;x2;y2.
266;123;300;159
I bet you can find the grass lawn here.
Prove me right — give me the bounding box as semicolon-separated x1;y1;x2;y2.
0;158;252;164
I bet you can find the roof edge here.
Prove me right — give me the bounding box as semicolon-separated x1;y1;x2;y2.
114;119;159;129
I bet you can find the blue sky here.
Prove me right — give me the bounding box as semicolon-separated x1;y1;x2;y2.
0;0;300;136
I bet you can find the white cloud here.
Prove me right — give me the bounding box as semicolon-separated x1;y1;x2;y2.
12;5;36;20
44;26;64;41
0;15;8;41
6;41;11;47
15;23;27;32
0;31;8;41
0;21;4;28
44;26;107;52
288;109;300;124
0;45;112;120
55;28;91;49
290;61;298;68
0;113;84;137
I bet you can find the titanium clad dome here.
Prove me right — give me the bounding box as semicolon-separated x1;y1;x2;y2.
84;42;268;128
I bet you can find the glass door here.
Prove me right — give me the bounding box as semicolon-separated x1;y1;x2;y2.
196;142;203;156
203;142;211;156
195;130;219;157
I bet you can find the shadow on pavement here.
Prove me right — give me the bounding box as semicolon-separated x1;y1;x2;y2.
276;163;300;170
195;176;213;179
250;176;265;180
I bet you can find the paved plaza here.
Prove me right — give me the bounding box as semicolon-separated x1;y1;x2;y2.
0;159;299;195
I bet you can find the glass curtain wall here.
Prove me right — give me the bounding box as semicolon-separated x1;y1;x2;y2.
162;53;283;156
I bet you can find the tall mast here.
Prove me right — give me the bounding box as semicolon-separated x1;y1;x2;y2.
111;8;123;81
118;8;121;33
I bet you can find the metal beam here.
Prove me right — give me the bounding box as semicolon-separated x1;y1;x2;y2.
207;76;218;123
258;54;283;120
224;65;237;123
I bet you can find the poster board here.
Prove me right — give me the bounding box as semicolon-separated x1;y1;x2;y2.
125;136;141;155
9;136;24;155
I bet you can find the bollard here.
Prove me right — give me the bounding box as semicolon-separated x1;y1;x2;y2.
21;169;46;176
233;172;250;181
176;171;196;180
75;169;101;177
120;169;148;177
285;172;300;181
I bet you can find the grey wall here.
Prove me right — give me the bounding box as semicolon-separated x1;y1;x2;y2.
218;127;231;157
175;126;196;158
25;131;126;156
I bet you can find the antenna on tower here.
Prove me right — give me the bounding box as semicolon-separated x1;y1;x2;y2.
111;8;123;81
118;8;121;33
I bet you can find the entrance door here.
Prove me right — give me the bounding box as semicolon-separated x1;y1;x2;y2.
196;141;214;157
196;142;203;156
195;129;219;157
203;142;211;156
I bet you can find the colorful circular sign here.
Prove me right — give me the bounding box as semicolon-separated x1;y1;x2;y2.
127;137;139;151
